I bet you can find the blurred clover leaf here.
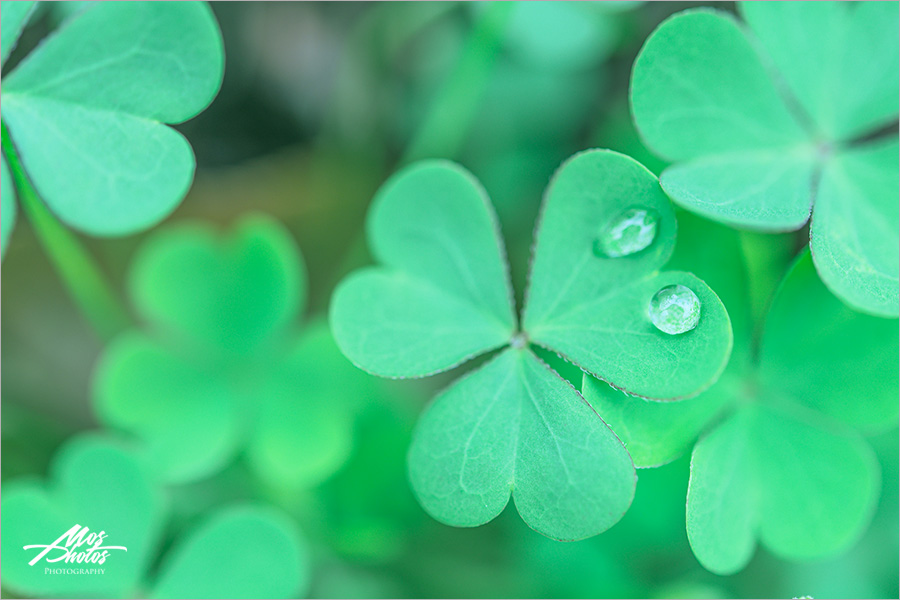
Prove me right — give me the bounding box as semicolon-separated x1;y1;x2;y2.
1;434;307;599
94;214;373;488
0;0;224;252
631;2;900;317
150;506;308;599
330;150;732;541
489;1;640;72
586;219;897;573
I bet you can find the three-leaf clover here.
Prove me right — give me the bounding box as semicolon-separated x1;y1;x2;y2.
630;2;900;317
586;215;897;574
1;434;307;599
93;214;371;488
330;150;733;540
0;0;224;253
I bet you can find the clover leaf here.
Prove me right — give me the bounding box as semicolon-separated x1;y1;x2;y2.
495;1;637;72
1;435;164;598
93;214;371;488
585;241;897;574
630;2;900;317
1;434;308;599
330;150;732;540
0;0;224;239
151;506;308;599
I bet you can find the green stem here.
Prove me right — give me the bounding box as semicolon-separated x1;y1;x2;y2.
401;1;514;164
2;121;130;341
739;230;795;361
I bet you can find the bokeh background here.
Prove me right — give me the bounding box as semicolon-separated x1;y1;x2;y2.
2;2;898;598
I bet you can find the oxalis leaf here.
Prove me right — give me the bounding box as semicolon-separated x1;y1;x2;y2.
586;248;895;574
0;1;224;238
1;435;165;598
94;214;371;488
630;2;900;317
1;434;308;599
330;151;733;540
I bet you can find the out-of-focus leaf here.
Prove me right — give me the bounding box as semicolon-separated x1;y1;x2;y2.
2;1;224;235
151;506;308;599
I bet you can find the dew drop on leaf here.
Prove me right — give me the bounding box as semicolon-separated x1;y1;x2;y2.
648;284;701;335
593;207;659;258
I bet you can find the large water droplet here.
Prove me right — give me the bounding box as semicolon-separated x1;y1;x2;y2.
593;207;659;258
648;284;701;335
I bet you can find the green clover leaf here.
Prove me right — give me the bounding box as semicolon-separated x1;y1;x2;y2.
94;215;370;488
495;1;637;71
0;0;224;241
1;435;165;598
1;434;308;599
686;400;879;576
150;506;308;599
330;151;732;540
630;2;900;317
586;242;896;574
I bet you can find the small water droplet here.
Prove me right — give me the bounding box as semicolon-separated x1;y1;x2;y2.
648;284;701;335
593;207;659;258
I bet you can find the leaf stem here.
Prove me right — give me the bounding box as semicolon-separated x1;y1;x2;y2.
738;230;795;361
401;1;514;164
2;121;131;341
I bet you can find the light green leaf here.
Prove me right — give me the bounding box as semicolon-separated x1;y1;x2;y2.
684;407;758;575
331;269;513;378
130;216;306;355
811;138;900;317
630;3;899;315
2;96;196;235
5;2;223;122
408;348;635;541
0;435;165;598
151;506;308;599
1;152;15;256
630;9;806;162
0;0;35;65
659;147;818;231
501;2;618;71
524;150;732;399
367;160;515;330
1;1;224;235
582;373;734;468
246;321;364;490
739;1;900;141
93;333;243;484
331;161;515;377
687;403;880;575
760;252;900;431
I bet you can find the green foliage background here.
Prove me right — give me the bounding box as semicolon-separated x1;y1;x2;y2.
2;2;897;599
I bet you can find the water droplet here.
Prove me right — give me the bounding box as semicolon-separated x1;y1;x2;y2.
593;207;659;258
648;284;701;335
